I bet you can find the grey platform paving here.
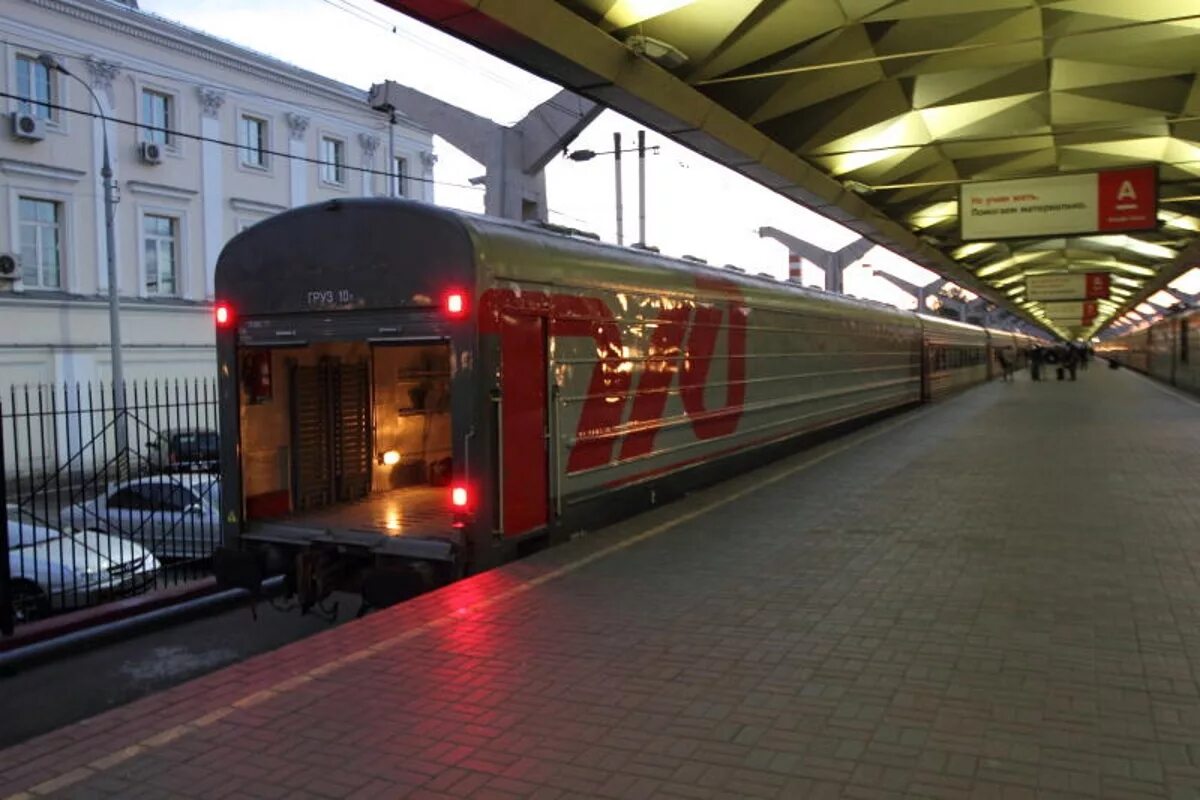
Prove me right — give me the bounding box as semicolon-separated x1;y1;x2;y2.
3;363;1200;799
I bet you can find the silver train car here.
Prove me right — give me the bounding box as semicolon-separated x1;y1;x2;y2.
212;199;1031;605
1099;308;1199;392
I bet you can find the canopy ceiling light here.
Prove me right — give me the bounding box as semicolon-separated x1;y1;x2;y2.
606;0;695;28
1169;268;1200;294
1147;290;1179;307
625;34;689;68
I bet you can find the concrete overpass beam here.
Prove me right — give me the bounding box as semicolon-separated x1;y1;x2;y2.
369;81;598;221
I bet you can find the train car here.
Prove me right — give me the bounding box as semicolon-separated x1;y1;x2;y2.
1174;309;1200;393
1102;308;1200;394
1011;330;1034;371
213;198;1001;604
1147;316;1177;384
919;315;989;399
1101;324;1151;373
984;327;1020;379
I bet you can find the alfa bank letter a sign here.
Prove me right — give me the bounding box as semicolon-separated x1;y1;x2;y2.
960;167;1157;241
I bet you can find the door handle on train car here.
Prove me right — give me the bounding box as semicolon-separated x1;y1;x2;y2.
490;390;503;534
463;424;474;496
550;383;562;519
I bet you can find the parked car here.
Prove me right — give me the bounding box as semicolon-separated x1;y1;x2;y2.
6;504;160;623
65;474;221;562
145;429;219;473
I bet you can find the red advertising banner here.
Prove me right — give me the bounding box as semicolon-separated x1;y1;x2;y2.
1084;272;1110;299
1097;167;1157;232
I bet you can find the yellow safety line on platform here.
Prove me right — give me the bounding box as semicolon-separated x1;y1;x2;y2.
4;406;936;799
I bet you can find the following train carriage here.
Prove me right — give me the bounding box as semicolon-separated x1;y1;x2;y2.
1098;306;1199;392
212;198;1038;609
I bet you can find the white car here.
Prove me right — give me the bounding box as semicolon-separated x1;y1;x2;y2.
7;504;161;623
66;474;221;561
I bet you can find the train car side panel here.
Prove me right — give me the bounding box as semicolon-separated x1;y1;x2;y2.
496;310;549;535
920;315;990;400
467;220;924;517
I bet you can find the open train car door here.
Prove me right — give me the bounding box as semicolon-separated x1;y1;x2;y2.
289;359;371;512
497;312;550;536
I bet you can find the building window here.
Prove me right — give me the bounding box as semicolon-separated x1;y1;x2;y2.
144;214;178;295
141;89;173;146
391;156;407;197
320;136;345;185
239;114;267;168
18;197;62;289
15;55;55;120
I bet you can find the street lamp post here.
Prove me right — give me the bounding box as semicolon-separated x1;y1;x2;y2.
566;132;659;246
39;54;127;457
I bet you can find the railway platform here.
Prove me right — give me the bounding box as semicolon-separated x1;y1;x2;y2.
4;363;1200;799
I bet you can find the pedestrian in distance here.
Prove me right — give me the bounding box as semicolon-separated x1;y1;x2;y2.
1030;346;1043;381
996;351;1013;382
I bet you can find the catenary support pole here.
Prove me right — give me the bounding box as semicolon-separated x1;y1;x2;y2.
614;131;624;246
638;130;646;245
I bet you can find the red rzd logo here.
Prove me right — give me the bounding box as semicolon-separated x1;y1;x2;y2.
480;279;748;474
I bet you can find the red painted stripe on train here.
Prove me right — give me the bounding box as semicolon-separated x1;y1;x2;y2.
479;278;748;490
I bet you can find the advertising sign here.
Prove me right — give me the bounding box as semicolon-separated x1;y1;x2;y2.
1025;272;1111;301
1040;301;1099;323
960;166;1156;241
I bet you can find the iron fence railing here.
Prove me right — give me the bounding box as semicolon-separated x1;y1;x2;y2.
1;379;220;635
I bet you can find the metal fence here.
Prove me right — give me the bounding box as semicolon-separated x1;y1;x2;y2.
1;380;221;635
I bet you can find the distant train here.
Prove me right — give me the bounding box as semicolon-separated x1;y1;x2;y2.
212;199;1041;607
1098;307;1200;393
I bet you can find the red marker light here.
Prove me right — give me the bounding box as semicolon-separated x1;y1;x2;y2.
451;485;469;508
214;302;234;328
445;292;466;317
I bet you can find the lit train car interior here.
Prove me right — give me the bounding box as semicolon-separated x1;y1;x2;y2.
215;200;476;579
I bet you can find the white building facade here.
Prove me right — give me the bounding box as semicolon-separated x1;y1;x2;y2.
0;0;434;393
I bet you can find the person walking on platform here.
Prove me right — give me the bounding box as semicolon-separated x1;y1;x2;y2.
996;350;1013;382
1030;346;1043;381
1063;346;1078;381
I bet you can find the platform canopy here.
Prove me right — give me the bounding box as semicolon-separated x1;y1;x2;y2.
380;0;1200;338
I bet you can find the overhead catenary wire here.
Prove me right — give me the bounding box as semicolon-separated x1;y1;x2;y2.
2;89;603;228
697;11;1200;86
0;32;436;137
308;0;585;123
1;89;482;191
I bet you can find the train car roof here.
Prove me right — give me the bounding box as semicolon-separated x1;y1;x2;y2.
457;206;920;324
219;198;926;326
916;313;988;336
220;198;1050;338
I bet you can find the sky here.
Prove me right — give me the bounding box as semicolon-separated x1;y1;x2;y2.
136;0;943;309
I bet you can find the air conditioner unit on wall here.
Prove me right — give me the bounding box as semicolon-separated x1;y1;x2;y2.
0;254;18;280
11;112;45;142
139;141;163;164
